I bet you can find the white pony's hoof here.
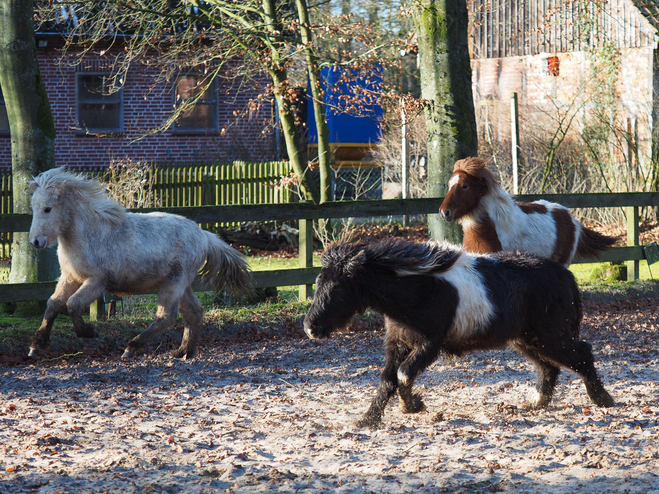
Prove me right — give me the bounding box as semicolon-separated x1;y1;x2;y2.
121;350;133;360
28;347;39;357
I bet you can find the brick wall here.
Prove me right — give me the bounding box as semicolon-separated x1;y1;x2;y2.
0;47;278;172
471;47;655;164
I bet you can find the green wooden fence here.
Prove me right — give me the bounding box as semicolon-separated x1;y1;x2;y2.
1;191;658;317
0;161;292;256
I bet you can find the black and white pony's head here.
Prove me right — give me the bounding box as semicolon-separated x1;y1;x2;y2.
303;239;462;339
303;242;370;339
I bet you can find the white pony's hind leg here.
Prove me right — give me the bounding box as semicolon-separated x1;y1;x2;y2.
173;285;204;359
121;291;180;360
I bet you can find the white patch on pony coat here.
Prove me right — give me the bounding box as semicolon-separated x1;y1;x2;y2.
448;173;460;191
478;191;578;261
435;252;495;340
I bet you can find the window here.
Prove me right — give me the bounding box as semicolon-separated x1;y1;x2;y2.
173;74;218;133
0;86;8;134
76;73;123;133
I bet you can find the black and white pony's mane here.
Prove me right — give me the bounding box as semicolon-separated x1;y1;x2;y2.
322;238;463;277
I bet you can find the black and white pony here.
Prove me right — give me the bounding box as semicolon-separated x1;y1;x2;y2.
304;238;614;428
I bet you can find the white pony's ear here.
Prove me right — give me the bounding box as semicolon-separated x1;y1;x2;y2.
28;180;38;192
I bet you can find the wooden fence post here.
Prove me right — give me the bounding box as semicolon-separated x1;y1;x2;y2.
298;217;314;300
627;205;640;281
511;92;520;195
89;297;104;322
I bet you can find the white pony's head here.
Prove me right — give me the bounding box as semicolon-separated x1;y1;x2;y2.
28;168;126;249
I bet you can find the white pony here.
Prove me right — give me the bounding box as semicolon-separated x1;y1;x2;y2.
28;167;254;359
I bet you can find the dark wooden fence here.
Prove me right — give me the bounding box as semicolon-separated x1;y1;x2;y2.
1;191;658;318
0;161;292;256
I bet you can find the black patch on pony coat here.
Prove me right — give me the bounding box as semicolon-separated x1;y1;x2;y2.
304;239;614;428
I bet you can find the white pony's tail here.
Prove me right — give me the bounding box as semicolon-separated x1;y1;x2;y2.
200;232;254;299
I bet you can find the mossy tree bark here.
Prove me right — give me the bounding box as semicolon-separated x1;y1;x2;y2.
0;0;57;312
413;0;478;243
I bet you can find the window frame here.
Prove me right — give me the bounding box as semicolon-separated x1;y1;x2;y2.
75;72;124;134
0;86;9;135
172;73;219;134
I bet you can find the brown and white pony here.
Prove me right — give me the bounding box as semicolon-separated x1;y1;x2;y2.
439;157;616;266
27;168;254;360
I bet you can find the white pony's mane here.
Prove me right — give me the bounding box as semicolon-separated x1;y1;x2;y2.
33;168;127;225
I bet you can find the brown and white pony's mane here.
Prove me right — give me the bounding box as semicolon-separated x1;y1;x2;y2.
453;157;500;192
32;168;126;226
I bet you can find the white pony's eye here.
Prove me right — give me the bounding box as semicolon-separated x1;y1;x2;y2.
44;207;52;213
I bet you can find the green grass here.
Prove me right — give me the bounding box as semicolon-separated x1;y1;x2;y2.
569;260;657;283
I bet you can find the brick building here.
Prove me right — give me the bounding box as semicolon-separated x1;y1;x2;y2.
0;36;277;173
468;0;659;171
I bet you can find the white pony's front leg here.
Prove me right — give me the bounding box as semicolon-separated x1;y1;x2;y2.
30;276;82;356
65;278;106;339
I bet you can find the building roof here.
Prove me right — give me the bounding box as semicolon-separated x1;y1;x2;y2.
633;0;659;31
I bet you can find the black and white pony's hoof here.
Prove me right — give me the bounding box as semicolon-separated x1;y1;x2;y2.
399;394;426;414
589;389;615;408
354;415;383;430
121;349;134;360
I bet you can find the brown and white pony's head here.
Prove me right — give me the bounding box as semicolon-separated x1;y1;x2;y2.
439;157;500;222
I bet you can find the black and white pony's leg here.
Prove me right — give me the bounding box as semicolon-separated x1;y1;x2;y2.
172;285;203;359
29;277;81;356
513;344;561;409
355;343;409;429
548;340;615;407
396;342;438;414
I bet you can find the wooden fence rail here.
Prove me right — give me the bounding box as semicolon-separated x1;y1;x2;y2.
1;191;658;316
0;161;292;256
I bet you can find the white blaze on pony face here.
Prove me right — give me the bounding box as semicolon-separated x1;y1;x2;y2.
436;253;495;339
28;181;63;250
448;173;460;191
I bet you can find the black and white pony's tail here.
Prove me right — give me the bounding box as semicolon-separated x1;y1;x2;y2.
576;226;617;260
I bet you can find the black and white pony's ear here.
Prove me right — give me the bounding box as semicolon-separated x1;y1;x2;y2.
345;249;367;277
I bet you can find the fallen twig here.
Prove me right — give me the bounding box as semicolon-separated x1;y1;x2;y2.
43;352;83;362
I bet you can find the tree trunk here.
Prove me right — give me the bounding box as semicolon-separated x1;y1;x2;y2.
0;0;57;311
262;0;319;204
295;0;331;205
413;0;478;243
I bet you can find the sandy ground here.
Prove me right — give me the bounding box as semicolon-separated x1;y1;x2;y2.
0;298;658;493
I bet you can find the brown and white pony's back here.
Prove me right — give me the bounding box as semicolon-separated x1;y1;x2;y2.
439;157;616;266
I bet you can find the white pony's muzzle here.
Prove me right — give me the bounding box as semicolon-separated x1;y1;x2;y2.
29;236;49;249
